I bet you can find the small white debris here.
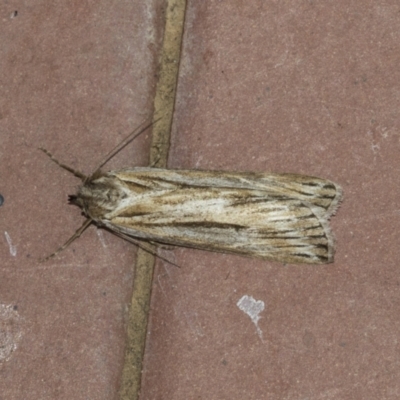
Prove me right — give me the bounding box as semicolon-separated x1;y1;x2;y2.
4;232;17;257
237;295;265;339
0;304;23;362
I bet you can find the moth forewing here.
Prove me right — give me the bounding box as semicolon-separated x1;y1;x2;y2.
74;168;342;265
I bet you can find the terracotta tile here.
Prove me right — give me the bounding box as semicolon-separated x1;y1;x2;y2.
140;1;400;399
0;1;163;399
2;1;400;399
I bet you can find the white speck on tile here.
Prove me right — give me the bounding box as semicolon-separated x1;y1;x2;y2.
4;231;17;257
96;230;107;248
0;304;23;362
237;295;265;340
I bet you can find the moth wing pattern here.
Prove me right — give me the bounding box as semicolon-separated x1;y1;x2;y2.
81;168;342;264
111;168;342;216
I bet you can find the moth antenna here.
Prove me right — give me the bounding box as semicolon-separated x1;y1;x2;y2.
40;148;87;181
91;116;163;177
39;218;92;262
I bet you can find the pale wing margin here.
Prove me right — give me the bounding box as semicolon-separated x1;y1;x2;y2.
101;169;342;264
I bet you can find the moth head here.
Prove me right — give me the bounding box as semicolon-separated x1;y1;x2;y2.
69;176;126;221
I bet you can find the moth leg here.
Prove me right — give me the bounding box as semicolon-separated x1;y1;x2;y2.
39;148;87;181
148;155;160;168
148;241;175;250
111;231;180;268
40;218;92;262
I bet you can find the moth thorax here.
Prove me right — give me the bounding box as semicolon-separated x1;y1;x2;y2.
73;177;126;221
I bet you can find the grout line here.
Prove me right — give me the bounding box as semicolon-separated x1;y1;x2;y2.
119;1;187;399
150;0;187;168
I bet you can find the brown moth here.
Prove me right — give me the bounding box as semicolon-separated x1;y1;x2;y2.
41;122;342;264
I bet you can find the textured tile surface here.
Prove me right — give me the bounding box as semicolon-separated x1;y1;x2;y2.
1;1;400;400
0;1;163;399
140;1;400;399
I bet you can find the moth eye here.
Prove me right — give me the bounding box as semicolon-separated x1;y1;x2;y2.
0;194;4;206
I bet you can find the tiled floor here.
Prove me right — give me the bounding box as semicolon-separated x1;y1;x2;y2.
2;1;400;399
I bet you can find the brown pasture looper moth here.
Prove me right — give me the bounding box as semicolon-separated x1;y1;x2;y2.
41;121;342;264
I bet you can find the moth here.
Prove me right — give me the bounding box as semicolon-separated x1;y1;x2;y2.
41;122;342;264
